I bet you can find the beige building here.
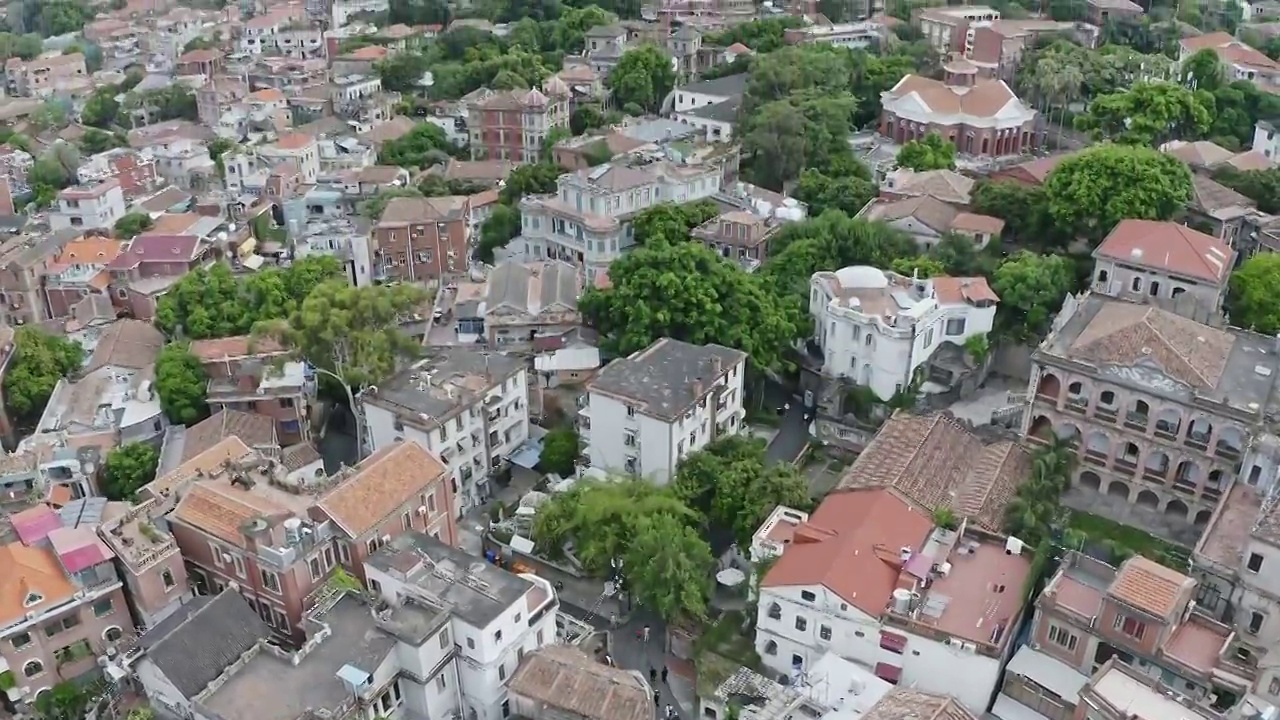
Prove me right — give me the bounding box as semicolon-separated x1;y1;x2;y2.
450;261;582;347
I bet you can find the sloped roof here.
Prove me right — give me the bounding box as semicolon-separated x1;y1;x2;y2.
1067;302;1234;389
316;441;448;538
508;645;651;720
883;75;1026;120
0;542;75;626
141;590;272;698
181;410;277;462
1108;555;1194;619
84;319;165;372
1094;219;1231;285
1161;140;1235;168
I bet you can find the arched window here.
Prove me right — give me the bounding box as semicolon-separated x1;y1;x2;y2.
23;659;43;678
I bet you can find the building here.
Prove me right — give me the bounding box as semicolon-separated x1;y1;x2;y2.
880;168;975;205
879;64;1037;160
0;229;82;326
859;196;1005;251
690;209;789;270
582;338;747;484
50;178;128;232
144;437;458;638
1187;174;1257;246
808;266;998;400
98;497;193;630
1084;0;1144;25
157;408;279;477
783;20;887;48
449;261;582;347
29;320;167;453
698;653;892;720
468;88;570;164
508;645;653;720
1089;219;1233;324
754;487;1032;713
130;590;274;719
915;6;1001;55
1180;32;1280;91
173;48;224;77
77;149;159;200
42;236;125;320
1253;119;1280;161
965;20;1084;80
0;534;135;712
1022;293;1273;544
107;232;215;321
188;335;314;445
258;132;320;186
517;158;724;282
998;552;1254;720
364;532;560;720
371;195;471;284
1072;658;1234;720
361;349;530;516
3;53;88;97
669;74;747;142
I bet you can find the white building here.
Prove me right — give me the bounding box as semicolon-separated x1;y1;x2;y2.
50;178;127;232
699;652;892;720
149;138;216;191
364;533;559;720
809;266;998;400
1254;119;1280;161
754;487;1032;714
669;73;747;115
361;349;530;517
581;338;747;484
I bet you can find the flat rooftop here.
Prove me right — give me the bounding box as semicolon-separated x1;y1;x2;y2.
1195;483;1259;569
905;535;1030;649
1163;615;1230;675
365;348;525;426
198;596;397;720
587;338;746;421
1089;662;1217;720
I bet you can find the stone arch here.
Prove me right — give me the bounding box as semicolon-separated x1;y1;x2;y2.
1079;471;1102;491
1217;426;1246;456
1155;407;1183;435
1107;480;1131;500
1036;372;1060;399
1176;459;1202;484
1099;389;1118;407
1119;442;1140;462
1067;380;1086;397
1188;416;1214;445
1085;431;1111;455
1130;399;1151;416
1056;422;1082;445
1144;450;1170;475
1208;469;1227;489
1165;498;1189;519
1195;509;1213;526
1136;490;1160;509
1029;415;1054;441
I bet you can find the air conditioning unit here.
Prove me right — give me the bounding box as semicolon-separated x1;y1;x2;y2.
417;505;428;515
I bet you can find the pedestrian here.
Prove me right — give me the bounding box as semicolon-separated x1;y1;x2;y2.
665;704;673;719
661;666;669;684
610;612;618;628
653;690;660;706
649;667;657;683
642;625;651;642
604;654;614;667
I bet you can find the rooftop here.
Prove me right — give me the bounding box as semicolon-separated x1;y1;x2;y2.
1085;658;1217;720
860;687;978;720
678;73;749;98
472;261;580;321
1194;483;1259;569
139;590;271;699
179;410;278;465
316;441;448;539
813;267;998;320
197;595;397;720
587;338;746;421
364;348;525;428
99;498;179;573
84;319;165;373
1109;555;1195;620
837;411;1032;534
1040;294;1280;412
368;531;541;629
508;645;651;720
1094;220;1232;285
0;541;76;627
377;195;468;225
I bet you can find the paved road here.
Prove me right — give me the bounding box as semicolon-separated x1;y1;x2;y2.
608;614;695;720
764;402;810;466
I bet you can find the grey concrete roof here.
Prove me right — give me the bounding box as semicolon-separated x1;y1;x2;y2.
587;338;747;420
197;596;397;720
678;73;749;98
365;348;525;427
367;531;534;629
142;590;272;699
681;96;741;123
486;261;579;315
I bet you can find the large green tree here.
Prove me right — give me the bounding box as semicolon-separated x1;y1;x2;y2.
1213;167;1280;214
539;427;580;476
580;240;796;368
1228;253;1280;335
113;212;154;240
1074;81;1213;147
3;327;84;423
607;45;676;113
1042;144;1192;243
741;91;860;190
970;180;1062;247
625;512;715;621
378;122;457;168
154;344;209;425
990;251;1075;341
102;442;160;501
631;200;721;245
477;204;521;264
896;132;957;171
792;168;876;217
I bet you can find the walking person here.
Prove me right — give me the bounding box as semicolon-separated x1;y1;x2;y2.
642;625;651;642
665;704;673;719
661;666;669;684
653;690;660;706
650;667;657;684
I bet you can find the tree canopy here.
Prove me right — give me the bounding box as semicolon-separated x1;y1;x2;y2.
608;45;677;113
3;327;84;424
113;212;154;240
154;344;209;426
1228;253;1280;335
377;122;458;168
990;251;1076;341
1074;81;1213;147
631;200;721;245
102;443;160;501
477;204;521;264
538;426;580;476
1042;144;1192;243
896;132;957;171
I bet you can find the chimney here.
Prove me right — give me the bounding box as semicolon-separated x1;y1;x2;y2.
710;356;722;377
691;378;704;397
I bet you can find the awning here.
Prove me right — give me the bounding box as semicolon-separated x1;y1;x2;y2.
509;438;544;469
1005;646;1089;703
873;662;902;685
242;254;265;270
238;237;257;257
879;630;908;653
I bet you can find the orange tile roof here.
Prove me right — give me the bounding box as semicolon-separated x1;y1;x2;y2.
248;87;285;102
0;542;75;626
761;488;933;615
317;442;448;538
189;335;286;362
142;436;256;503
932;275;999;305
150;212;201;234
173;482;281;547
346;45;389;60
1095;219;1231;284
56;238;124;266
273;132;315;151
1108;556;1194;619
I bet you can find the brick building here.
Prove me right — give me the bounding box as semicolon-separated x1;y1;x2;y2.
372;196;470;283
468;88;569;164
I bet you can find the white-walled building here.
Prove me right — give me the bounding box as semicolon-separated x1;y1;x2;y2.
259;132;321;185
361;350;530;517
754;488;1031;714
581;338;747;484
50;178;128;232
1254;119;1280;161
809;267;998;400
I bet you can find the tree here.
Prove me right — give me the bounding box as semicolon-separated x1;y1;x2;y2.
970;180;1062;247
1181;48;1224;92
3;327;84;423
31;98;69;131
1228;253;1280;335
539;427;580;476
113;212;154;240
81;85;121;128
154;344;209;425
890;256;947;277
477;204;521;264
625;512;715;621
102;442;160;500
378;122;456;168
1074;81;1213;147
359;186;424;219
896;132;957;171
792;168;876;217
741;92;860;190
79;127;123;155
208;137;235;179
183;37;216;53
1213;166;1280;214
1043;144;1192;243
631;200;721;244
608;45;676;113
33;681;90;720
0;33;43;62
499;162;562;204
376;51;432;92
570;106;607;135
990;251;1075;341
580;240;796;368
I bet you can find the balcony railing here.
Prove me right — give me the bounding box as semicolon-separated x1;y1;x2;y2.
1143;467;1169;482
1064;397;1088;414
1186;433;1210;452
1114;457;1138;474
1154;423;1180;442
1216;444;1242;462
1083;449;1108;467
1095;406;1118;423
1123;412;1149;431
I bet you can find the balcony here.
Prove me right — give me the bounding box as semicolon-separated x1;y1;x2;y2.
1186;431;1210;452
1123;412;1148;432
1095;406;1118;424
1083;449;1108;467
1172;478;1198;495
1154;422;1180;442
1216;444;1242;462
1064;396;1088;414
1143;466;1169;482
1114;457;1137;474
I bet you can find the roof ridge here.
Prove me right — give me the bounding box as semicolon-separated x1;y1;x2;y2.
1140;308;1213;387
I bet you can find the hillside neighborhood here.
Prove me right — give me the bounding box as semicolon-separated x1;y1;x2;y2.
2;0;1280;719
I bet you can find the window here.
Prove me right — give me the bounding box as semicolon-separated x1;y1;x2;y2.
260;570;281;593
1251;611;1266;635
1271;677;1280;696
1249;553;1264;573
502;699;511;718
1048;624;1078;651
309;556;323;581
1113;614;1146;640
337;541;351;564
495;629;503;642
437;675;447;691
162;569;176;590
11;632;31;649
92;599;113;618
795;616;807;631
764;640;778;655
800;590;816;602
210;541;225;567
427;493;437;514
61;614;80;631
514;613;521;623
439;628;451;648
23;660;43;678
498;664;506;681
232;555;246;578
945;318;966;336
467;637;476;649
402;511;413;531
791;654;803;668
820;625;832;641
103;626;123;642
367;577;382;594
626;405;636;417
1131;276;1143;292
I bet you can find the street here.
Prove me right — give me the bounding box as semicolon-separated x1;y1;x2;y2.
764;403;810;465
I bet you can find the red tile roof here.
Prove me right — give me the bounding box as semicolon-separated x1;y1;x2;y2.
1094;219;1231;284
109;234;200;268
761;488;933;615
